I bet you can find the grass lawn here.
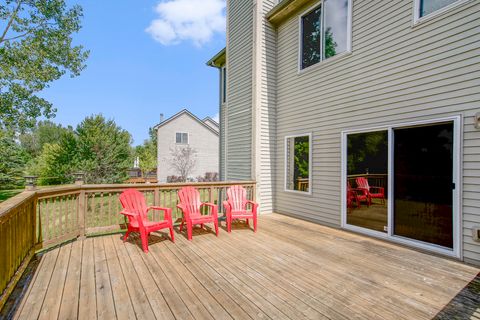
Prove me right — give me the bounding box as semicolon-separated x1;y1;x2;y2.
0;189;23;203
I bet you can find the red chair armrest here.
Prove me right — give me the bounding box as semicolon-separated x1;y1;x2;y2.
148;206;172;220
201;202;218;217
246;200;259;214
201;202;216;208
120;210;137;217
369;186;384;193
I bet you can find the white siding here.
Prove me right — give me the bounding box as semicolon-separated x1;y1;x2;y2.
157;113;219;182
225;0;254;180
274;0;480;263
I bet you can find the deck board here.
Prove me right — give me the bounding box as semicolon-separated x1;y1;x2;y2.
13;214;480;319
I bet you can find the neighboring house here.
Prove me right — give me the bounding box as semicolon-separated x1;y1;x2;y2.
208;0;480;265
154;109;219;182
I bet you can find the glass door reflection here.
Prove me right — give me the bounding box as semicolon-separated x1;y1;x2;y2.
346;131;388;233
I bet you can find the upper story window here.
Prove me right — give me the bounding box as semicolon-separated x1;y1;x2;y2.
419;0;460;18
176;132;188;144
300;0;351;70
221;66;227;104
415;0;468;22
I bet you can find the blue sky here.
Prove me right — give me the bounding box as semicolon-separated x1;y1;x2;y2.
41;0;226;145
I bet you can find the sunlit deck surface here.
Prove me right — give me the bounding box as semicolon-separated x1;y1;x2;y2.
13;214;480;319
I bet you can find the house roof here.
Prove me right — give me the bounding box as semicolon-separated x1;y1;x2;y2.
206;47;226;68
266;0;313;25
153;109;219;135
202;116;220;128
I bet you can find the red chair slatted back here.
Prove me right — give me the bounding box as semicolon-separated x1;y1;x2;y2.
178;186;202;217
356;177;370;190
227;185;247;212
119;189;148;224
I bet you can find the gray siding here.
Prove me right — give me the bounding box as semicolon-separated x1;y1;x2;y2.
220;100;227;181
225;0;254;181
257;0;278;213
274;0;480;263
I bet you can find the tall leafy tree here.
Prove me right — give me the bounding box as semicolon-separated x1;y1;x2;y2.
135;140;156;178
19;120;72;158
0;0;89;130
76;114;132;184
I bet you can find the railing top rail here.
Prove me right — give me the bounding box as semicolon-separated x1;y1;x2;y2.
81;180;256;190
0;191;36;222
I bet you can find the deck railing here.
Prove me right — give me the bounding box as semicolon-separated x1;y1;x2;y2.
0;181;256;310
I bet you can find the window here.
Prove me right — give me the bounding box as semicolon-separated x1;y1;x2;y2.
221;66;227;104
300;0;351;70
176;132;188;144
419;0;460;18
285;134;311;193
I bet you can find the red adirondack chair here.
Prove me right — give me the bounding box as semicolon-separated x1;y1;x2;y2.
177;186;219;240
356;177;385;205
119;189;174;253
347;181;369;209
223;185;258;232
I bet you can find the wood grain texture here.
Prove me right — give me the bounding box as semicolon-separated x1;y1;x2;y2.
13;214;480;319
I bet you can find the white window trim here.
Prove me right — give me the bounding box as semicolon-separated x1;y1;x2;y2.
284;133;313;195
298;0;353;73
413;0;473;25
340;115;462;259
175;132;189;144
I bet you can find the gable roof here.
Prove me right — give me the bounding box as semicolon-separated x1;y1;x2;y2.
153;109;219;135
203;116;219;127
206;47;226;68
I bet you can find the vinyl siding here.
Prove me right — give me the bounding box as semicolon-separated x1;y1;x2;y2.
220;101;226;181
157;114;219;182
274;0;480;263
256;0;278;213
226;0;254;181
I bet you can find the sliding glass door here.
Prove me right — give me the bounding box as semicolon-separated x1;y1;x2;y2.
343;118;459;255
393;123;454;248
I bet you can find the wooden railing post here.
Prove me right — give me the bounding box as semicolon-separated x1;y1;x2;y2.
78;188;86;239
154;187;160;206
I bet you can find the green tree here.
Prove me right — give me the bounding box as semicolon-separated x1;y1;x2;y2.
294;137;309;179
0;0;89;130
0;130;28;188
76;114;132;184
19;120;72;158
135;142;156;178
26;128;78;185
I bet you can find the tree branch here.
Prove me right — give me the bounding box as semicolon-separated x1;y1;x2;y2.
0;1;23;43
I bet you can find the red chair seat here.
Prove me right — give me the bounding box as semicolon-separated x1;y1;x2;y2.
224;186;258;232
119;189;174;253
177;187;219;241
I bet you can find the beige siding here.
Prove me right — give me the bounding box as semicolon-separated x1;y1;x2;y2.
225;0;254;181
157;113;219;182
274;0;480;263
256;0;278;213
220;101;227;181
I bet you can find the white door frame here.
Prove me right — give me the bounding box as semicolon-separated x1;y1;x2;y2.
341;115;462;259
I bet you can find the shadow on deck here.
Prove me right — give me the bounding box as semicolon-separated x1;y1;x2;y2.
5;214;480;319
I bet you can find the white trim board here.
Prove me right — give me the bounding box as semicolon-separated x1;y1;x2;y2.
284;133;313;196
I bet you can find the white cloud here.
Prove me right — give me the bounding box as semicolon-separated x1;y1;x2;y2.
212;113;219;122
146;0;226;46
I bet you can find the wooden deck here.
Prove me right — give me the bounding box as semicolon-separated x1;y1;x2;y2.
13;214;480;320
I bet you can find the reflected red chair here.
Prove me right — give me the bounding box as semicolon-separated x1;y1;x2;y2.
119;189;174;253
347;181;369;209
223;185;258;232
177;186;219;240
356;177;385;205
